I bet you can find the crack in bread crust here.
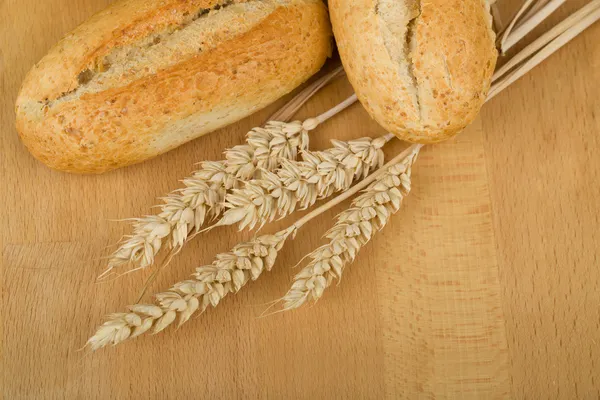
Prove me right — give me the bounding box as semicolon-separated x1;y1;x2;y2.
376;0;422;120
406;4;422;120
50;0;272;107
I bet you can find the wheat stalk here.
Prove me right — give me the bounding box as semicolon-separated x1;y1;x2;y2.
211;134;394;231
281;146;421;309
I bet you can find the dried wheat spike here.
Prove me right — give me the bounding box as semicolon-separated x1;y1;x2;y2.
102;121;310;278
88;227;296;350
281;146;421;310
88;144;420;350
213;135;393;231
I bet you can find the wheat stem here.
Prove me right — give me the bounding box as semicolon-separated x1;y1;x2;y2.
268;65;345;122
498;0;538;50
520;0;551;23
312;94;358;125
489;2;600;99
500;0;567;53
492;0;600;82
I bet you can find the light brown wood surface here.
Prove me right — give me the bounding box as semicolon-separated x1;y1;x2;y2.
0;1;598;399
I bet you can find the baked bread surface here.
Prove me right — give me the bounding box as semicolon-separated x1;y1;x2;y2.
16;0;332;173
329;0;497;143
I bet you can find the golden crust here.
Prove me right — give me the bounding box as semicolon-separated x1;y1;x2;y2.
18;0;223;102
15;0;332;173
330;0;497;143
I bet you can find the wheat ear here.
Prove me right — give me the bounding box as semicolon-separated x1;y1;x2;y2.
211;134;395;231
101;122;309;278
281;146;421;309
101;88;355;279
88;227;296;350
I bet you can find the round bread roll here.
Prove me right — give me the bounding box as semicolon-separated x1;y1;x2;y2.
329;0;497;143
15;0;332;173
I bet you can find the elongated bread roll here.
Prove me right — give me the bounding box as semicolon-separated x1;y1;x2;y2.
16;0;332;173
329;0;497;143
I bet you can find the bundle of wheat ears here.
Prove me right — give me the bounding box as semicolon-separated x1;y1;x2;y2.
88;1;600;350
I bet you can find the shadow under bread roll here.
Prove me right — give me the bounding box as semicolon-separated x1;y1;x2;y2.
329;0;497;143
15;0;332;174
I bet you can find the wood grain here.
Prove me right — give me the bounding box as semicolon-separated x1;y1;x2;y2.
0;0;598;399
482;1;600;398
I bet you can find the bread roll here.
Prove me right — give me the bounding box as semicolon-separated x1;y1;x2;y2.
15;0;332;173
329;0;497;143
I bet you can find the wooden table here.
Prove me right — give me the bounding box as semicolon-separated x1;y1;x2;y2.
1;1;598;398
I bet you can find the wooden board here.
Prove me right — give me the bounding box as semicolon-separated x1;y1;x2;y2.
481;1;600;397
0;1;598;398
